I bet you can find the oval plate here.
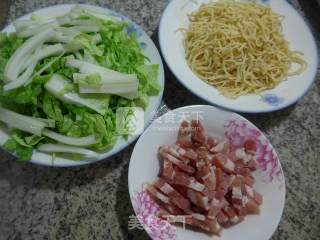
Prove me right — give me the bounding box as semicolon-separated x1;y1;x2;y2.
159;0;318;113
0;4;164;167
129;105;286;240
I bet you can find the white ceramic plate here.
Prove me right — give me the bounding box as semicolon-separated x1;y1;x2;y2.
0;4;164;167
129;105;285;240
159;0;318;113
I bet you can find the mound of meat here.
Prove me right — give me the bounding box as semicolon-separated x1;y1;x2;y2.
147;120;263;235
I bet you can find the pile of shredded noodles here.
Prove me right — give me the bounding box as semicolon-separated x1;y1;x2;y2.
183;0;307;98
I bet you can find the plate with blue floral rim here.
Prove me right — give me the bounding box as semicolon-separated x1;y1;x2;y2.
128;105;286;240
159;0;318;113
0;4;164;167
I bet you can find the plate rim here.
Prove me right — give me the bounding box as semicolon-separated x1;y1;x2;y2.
0;3;165;167
128;104;286;240
158;0;319;113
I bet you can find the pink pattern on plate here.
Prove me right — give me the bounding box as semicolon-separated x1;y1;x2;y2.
224;119;282;183
132;186;177;240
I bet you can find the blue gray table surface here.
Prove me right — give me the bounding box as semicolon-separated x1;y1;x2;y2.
0;0;319;240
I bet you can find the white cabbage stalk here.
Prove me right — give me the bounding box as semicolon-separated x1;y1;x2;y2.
4;44;65;91
63;34;102;52
44;74;109;115
68;59;139;99
17;21;59;38
0;106;47;136
38;143;99;159
67;25;100;33
74;73;138;99
5;6;112;91
63;6;120;22
35;118;55;128
4;28;57;82
42;130;96;146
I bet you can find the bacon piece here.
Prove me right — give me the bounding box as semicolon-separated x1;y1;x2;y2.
147;185;170;204
173;170;205;192
154;200;184;218
243;175;255;186
235;148;253;163
246;159;257;171
196;166;217;194
161;160;175;180
253;191;263;205
205;136;218;150
160;202;184;216
213;153;235;174
187;189;210;210
217;211;229;225
234;159;246;168
201;187;215;200
191;120;206;146
205;218;222;235
231;186;243;205
157;209;170;220
171;183;188;198
244;139;257;154
232;175;243;187
196;160;206;170
176;140;193;148
195;166;209;180
191;212;206;221
153;178;191;210
210;140;230;154
208;197;226;219
214;190;225;201
187;217;222;235
223;206;237;221
178;121;192;139
215;168;231;195
230;176;243;205
196;147;208;160
159;145;190;164
165;145;196;164
244;185;263;205
190;205;207;215
227;174;236;189
235;166;251;177
233;204;247;217
159;147;195;174
244;184;254;198
177;121;192;147
206;153;215;163
226;150;238;162
161;145;180;158
174;145;198;161
215;168;225;191
189;218;211;233
244;198;260;214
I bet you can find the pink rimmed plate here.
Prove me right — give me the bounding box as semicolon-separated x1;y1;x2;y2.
128;105;285;240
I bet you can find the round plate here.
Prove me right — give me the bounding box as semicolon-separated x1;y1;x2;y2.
159;0;318;113
0;4;164;167
129;105;286;240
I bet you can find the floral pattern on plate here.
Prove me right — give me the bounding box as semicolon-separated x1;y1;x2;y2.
224;119;282;183
132;186;177;240
261;94;285;107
